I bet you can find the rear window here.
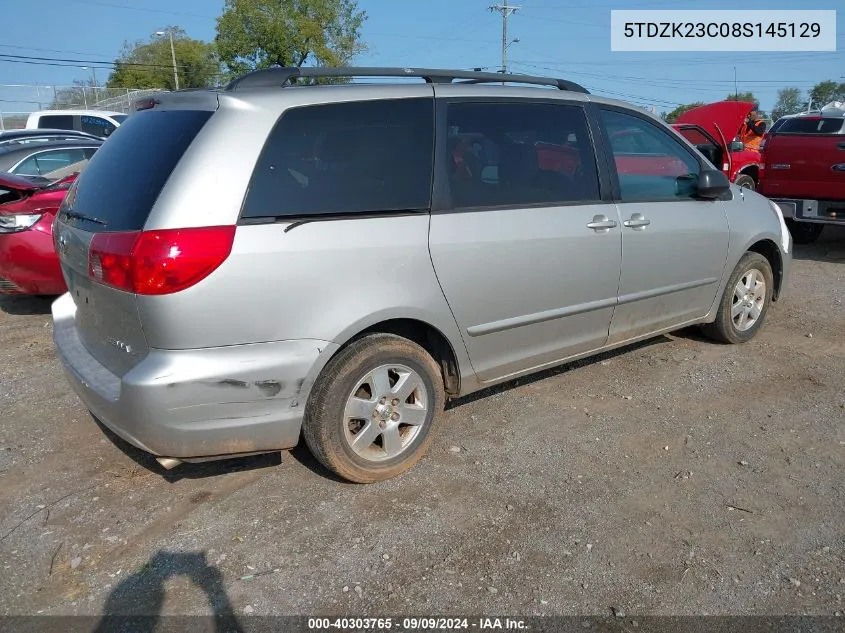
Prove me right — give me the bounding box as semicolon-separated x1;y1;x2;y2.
63;110;212;232
241;98;434;219
779;117;844;134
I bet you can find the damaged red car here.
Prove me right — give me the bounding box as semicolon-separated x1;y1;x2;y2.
672;100;764;190
0;172;75;295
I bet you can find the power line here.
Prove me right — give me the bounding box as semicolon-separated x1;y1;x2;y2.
59;0;216;20
0;52;197;71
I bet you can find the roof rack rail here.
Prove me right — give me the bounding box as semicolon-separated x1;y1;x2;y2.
223;66;589;94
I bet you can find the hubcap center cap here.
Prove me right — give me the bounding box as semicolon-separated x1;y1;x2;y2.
375;403;393;421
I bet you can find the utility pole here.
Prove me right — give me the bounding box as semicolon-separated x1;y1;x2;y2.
733;66;738;100
155;30;180;90
489;0;520;76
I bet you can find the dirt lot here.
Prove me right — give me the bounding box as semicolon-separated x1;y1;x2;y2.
0;229;843;619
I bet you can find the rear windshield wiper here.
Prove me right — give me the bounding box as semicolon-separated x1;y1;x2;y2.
61;209;107;226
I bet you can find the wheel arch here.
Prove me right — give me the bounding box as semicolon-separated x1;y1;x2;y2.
736;164;760;185
317;310;471;398
746;238;784;301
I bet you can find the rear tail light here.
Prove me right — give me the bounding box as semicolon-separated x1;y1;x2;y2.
88;226;235;295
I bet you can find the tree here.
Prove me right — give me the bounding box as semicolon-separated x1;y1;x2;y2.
107;27;220;90
215;0;367;79
725;91;757;104
662;102;705;124
771;87;804;120
809;80;845;108
50;79;97;110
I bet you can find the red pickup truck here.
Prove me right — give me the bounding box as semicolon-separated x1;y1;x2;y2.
758;105;845;243
672;100;763;190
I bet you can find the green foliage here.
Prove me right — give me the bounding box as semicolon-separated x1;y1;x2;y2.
771;87;805;121
107;27;220;90
809;80;845;108
725;91;757;104
662;102;705;124
215;0;367;79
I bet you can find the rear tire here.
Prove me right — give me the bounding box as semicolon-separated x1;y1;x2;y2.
302;333;445;483
701;251;773;344
785;219;823;245
734;173;756;191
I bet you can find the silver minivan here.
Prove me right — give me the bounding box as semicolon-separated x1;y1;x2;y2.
51;67;792;483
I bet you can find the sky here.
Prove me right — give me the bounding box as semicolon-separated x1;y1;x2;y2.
0;0;842;118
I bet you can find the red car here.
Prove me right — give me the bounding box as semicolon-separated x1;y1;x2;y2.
673;100;764;190
0;172;75;295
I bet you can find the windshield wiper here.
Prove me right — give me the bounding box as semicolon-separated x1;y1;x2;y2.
62;209;107;226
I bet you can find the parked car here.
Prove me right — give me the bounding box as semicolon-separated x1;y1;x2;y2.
0;129;103;147
51;67;792;483
0;139;101;182
0;172;76;295
758;103;845;243
25;110;127;139
672;100;763;190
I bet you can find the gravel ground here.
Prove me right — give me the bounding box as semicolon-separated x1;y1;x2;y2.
0;228;843;618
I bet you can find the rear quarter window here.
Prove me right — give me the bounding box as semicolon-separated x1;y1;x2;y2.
241;98;434;219
62;109;212;233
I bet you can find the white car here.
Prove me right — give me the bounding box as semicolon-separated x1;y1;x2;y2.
25;110;127;139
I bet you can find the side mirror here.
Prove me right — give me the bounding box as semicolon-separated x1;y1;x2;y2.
729;140;745;152
696;168;731;199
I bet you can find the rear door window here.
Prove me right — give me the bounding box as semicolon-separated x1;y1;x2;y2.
443;101;601;209
241;98;434;219
38;115;75;130
61;110;212;232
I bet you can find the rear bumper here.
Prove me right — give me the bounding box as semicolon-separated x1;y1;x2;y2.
51;292;336;459
770;198;845;225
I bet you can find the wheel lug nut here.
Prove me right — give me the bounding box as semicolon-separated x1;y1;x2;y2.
380;397;386;404
379;420;387;429
391;412;400;421
391;399;399;406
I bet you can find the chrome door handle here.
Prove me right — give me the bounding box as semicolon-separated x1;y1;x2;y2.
623;213;651;229
586;215;618;232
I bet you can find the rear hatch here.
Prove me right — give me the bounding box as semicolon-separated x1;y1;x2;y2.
54;108;214;377
761;115;845;200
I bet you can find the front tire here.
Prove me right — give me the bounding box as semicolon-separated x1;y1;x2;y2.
734;173;756;191
302;333;445;483
701;252;774;344
785;219;823;245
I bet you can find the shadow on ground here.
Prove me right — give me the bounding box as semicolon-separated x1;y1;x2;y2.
93;417;282;483
791;225;845;263
93;550;244;633
0;294;53;316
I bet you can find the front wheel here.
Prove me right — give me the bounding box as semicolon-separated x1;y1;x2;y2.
701;251;774;344
785;219;823;245
302;333;445;483
734;173;756;191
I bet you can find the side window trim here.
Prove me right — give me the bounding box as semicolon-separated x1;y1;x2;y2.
593;104;706;204
433;97;613;215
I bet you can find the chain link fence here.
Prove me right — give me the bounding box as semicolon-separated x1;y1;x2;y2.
0;85;166;130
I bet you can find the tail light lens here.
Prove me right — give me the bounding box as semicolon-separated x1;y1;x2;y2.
88;226;235;295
